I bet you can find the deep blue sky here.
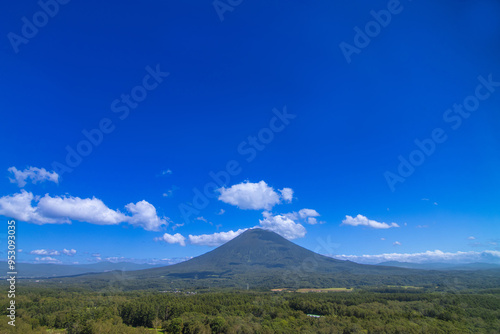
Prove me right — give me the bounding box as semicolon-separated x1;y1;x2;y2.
1;0;499;265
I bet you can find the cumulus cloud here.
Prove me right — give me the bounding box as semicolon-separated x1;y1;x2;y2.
283;208;324;225
0;191;168;231
298;209;320;219
393;241;402;246
467;236;476;240
155;233;186;246
29;248;76;256
341;214;399;229
34;256;61;264
258;212;306;240
125;200;168;231
218;181;292;210
0;191;61;224
8;166;59;187
37;194;127;225
331;250;500;265
188;229;247;247
30;249;60;256
62;249;76;256
279;188;294;203
216;209;225;215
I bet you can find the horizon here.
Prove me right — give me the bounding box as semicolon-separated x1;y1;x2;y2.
1;0;500;268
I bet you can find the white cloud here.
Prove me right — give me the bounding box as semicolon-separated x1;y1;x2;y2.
195;216;208;223
0;191;168;231
380;238;386;241
162;169;172;175
34;256;61;264
8;166;59;187
284;208;324;225
218;181;292;210
216;209;225;215
298;209;320;219
393;241;402;246
91;253;101;257
279;188;294;203
125;200;168;231
105;256;126;263
467;236;476;240
188;229;247;247
29;248;76;256
156;233;186;246
37;194;127;225
258;212;306;239
62;249;76;256
341;214;399;229
306;217;319;225
172;223;184;230
30;249;60;256
0;190;61;224
331;250;500;265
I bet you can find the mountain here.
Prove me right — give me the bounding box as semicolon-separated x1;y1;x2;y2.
377;261;500;271
1;261;161;278
48;229;500;290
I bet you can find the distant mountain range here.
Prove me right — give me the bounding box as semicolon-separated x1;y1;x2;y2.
42;229;500;291
1;261;162;278
376;261;500;271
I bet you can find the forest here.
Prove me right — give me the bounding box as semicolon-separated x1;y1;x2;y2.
1;285;499;333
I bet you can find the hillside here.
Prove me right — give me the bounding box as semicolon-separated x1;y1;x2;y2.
1;261;161;279
40;229;500;290
377;261;500;271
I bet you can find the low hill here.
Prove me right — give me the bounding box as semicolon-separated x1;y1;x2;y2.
377;261;500;271
1;261;161;278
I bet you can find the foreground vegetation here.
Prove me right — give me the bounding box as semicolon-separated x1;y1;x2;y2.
1;285;499;333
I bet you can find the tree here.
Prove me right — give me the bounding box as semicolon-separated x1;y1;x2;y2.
152;317;162;332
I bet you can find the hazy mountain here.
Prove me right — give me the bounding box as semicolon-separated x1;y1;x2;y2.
53;229;500;290
1;261;161;278
377;261;500;271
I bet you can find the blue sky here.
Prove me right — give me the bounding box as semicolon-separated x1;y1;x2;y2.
1;0;499;265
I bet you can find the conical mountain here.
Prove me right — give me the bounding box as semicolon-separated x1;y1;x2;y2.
63;228;500;290
126;228;419;288
150;228;352;273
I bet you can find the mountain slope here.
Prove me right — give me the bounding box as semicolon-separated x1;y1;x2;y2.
1;261;161;278
51;229;500;290
377;261;500;271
